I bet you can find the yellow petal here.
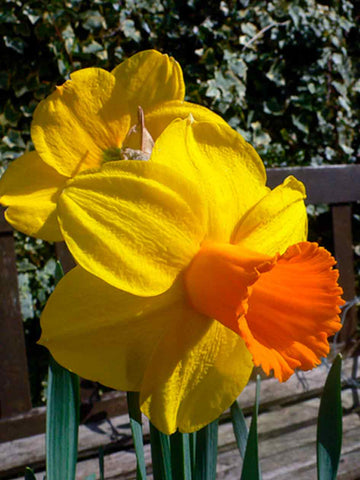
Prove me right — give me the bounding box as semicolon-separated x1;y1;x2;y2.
58;160;207;295
234;176;307;255
151;118;268;242
40;267;185;391
140;313;253;434
0;151;66;241
145;99;228;143
31;68;130;177
112;50;185;116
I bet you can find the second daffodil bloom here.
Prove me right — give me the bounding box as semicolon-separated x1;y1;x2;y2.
0;50;224;241
40;117;344;434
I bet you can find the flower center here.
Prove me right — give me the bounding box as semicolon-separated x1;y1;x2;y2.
102;106;155;164
184;241;277;334
102;146;123;162
102;146;150;163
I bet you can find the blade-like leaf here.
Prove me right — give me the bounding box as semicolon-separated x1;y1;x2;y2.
127;392;147;480
150;423;172;480
46;356;80;480
46;261;80;480
189;432;197;475
54;260;65;284
241;375;261;480
317;354;343;480
230;400;248;458
170;431;192;480
194;419;218;480
24;467;36;480
99;446;105;480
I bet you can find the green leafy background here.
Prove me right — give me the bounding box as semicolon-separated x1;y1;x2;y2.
1;0;359;404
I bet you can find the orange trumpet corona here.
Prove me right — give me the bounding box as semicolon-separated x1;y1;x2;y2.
185;241;344;382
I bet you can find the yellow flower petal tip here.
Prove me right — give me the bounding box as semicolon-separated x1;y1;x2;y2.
282;174;307;196
185;240;344;383
0;151;65;241
187;113;195;124
233;174;308;255
112;49;185;111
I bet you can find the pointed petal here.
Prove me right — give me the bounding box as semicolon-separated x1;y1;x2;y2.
0;151;66;241
112;50;185;115
140;314;253;434
151;118;268;242
239;242;344;382
40;266;185;391
31;68;130;177
145;100;227;142
58;160;207;295
234;176;307;255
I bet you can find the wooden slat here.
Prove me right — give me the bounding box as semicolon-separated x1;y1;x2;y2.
0;357;355;443
0;206;12;233
0;231;32;417
217;402;360;480
332;205;358;344
5;391;359;480
266;164;360;205
0;390;128;443
55;242;76;273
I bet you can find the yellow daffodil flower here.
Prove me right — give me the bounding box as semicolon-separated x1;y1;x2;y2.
40;117;344;434
0;50;224;241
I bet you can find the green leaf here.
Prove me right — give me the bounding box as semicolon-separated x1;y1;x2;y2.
317;354;343;480
127;392;147;480
4;100;21;126
150;423;172;480
194;419;218;480
46;261;80;480
4;36;26;54
170;431;192;480
121;19;141;42
241;375;261;480
230;400;248;458
99;446;105;480
81;10;106;30
189;432;197;474
24;467;36;479
55;261;64;284
46;356;80;480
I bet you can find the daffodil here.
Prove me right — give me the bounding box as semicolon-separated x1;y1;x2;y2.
0;50;224;241
40;117;344;434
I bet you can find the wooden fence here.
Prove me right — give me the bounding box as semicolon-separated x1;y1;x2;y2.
1;164;359;445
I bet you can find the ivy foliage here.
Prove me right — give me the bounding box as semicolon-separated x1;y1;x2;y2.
1;0;359;403
1;0;359;170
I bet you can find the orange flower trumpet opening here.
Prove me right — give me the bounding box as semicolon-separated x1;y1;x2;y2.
185;240;344;382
